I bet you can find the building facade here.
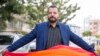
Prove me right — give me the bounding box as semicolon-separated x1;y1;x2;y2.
89;19;100;35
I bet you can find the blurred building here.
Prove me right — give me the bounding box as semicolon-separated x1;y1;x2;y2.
83;16;91;31
89;19;100;35
68;24;81;36
6;20;31;32
83;16;100;35
5;14;31;33
68;24;82;47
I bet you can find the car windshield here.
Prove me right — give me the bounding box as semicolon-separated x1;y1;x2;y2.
0;35;13;45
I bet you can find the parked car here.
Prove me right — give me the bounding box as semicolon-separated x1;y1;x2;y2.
0;32;30;53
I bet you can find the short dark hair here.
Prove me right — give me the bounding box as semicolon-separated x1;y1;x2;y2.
48;5;57;8
48;5;58;12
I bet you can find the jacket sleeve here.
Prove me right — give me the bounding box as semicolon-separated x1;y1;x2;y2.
68;26;95;52
7;25;38;52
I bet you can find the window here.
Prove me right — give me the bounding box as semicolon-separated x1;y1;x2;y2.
0;35;13;45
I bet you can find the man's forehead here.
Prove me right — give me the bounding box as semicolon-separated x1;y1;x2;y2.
48;8;58;12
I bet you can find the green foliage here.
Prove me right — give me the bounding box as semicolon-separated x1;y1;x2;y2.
0;0;26;30
25;0;80;25
53;0;80;23
95;34;100;38
82;30;91;37
0;0;80;30
0;0;7;5
0;19;7;31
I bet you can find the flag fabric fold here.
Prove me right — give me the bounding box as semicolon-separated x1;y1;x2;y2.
4;45;96;56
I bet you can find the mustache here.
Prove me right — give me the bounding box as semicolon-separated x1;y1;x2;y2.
49;16;56;19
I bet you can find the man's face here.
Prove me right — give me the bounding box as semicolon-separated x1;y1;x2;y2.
48;7;59;23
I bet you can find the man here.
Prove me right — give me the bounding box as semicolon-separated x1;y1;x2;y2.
2;5;95;54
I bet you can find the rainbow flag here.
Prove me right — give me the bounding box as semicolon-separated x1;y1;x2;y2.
4;45;95;56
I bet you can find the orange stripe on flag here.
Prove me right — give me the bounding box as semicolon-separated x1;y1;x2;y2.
4;45;95;56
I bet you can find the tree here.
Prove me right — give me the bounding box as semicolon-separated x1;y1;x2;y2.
0;0;25;31
95;34;100;38
25;0;80;26
82;30;92;37
0;0;80;30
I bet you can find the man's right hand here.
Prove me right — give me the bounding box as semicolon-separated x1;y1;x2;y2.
0;49;9;56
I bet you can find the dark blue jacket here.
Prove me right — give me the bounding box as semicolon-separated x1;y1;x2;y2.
7;22;95;52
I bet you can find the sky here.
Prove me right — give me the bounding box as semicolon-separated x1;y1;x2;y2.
67;0;100;28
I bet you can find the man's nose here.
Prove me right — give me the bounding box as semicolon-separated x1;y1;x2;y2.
51;13;54;16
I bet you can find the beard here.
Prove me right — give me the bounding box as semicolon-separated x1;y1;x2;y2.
48;16;57;23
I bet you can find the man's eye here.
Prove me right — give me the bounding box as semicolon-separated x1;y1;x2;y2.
48;12;51;14
54;12;57;14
